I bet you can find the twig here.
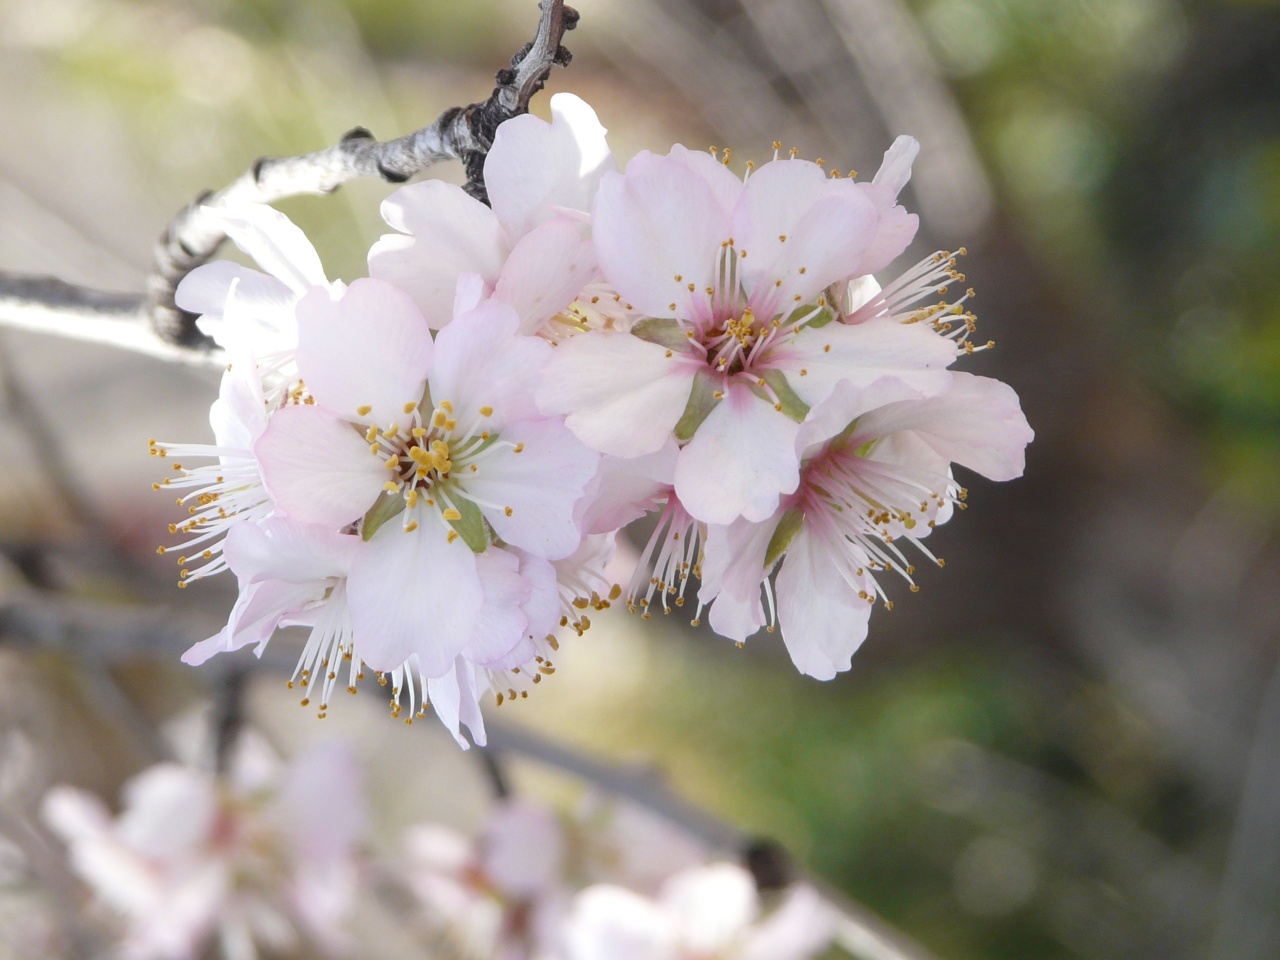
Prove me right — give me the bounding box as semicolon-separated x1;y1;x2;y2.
0;271;221;368
147;0;577;346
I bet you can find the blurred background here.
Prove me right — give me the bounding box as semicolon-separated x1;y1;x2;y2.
1;0;1279;957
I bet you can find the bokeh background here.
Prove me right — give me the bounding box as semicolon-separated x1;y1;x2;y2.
2;0;1279;957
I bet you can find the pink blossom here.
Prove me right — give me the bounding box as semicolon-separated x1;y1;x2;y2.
538;143;957;526
699;372;1033;679
251;278;598;682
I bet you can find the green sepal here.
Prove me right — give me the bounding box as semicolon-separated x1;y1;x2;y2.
675;369;723;441
445;494;490;554
361;492;406;541
631;317;695;354
764;509;804;568
790;303;837;330
759;370;810;422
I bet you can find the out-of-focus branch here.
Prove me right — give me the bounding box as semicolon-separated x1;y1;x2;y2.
147;0;577;346
0;271;222;368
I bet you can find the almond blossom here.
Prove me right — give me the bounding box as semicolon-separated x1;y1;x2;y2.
251;276;598;681
698;373;1033;679
537;138;958;526
41;738;366;960
369;93;613;337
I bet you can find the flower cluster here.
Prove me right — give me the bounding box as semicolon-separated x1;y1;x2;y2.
152;93;1032;741
41;737;365;960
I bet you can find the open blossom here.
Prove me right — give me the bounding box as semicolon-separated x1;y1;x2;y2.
698;373;1033;679
538;138;958;526
252;277;598;679
41;738;366;960
369;93;613;336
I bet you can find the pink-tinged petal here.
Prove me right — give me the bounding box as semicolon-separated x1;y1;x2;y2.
775;528;871;679
487;92;615;240
118;766;218;857
675;383;801;524
482;800;565;899
467;419;599;560
222;517;358;584
465;548;531;665
182;578;319;665
699;515;778;608
178;261;293;321
778;317;955;411
853;372;1033;481
430;299;548;430
854;193;918;276
295;279;432;426
665;143;745;218
368;181;507;325
538;332;698;457
701;516;778;643
213;202;328;292
513;548;562;641
593;151;732;319
427;658;487;748
256;405;384;527
872;134;920;199
733;161;877;312
494;216;599;334
274;742;366;864
576;442;679;535
41;787;113;845
347;516;483;676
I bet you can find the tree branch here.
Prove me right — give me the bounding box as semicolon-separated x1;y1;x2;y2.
0;271;221;368
147;0;577;346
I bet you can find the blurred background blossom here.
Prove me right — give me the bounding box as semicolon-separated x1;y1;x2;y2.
1;0;1278;958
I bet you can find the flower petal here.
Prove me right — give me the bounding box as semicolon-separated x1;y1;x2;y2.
211;201;328;292
467;419;599;560
775;527;871;679
430;299;548;431
674;382;801;524
486;92;615;241
347;515;483;676
222;517;358;584
493;216;599;334
853;371;1033;481
592;150;735;320
778;317;955;412
255;405;385;528
295;279;433;427
464;548;531;665
368;181;507;326
733;160;877;313
538;332;698;457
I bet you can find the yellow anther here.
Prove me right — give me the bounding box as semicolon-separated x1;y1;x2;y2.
504;506;513;517
447;530;458;543
441;507;462;521
479;406;493;417
403;402;415;414
357;405;372;416
404;520;419;533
